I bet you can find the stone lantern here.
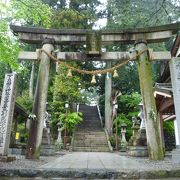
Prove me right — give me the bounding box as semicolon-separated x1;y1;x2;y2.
120;123;127;151
56;121;64;150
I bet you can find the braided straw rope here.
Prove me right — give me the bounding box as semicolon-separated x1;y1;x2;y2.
40;48;148;75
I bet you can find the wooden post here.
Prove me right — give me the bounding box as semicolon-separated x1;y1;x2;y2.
105;61;112;135
135;41;164;160
26;38;54;159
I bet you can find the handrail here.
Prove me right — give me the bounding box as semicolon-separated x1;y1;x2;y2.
96;104;113;152
96;104;103;128
76;103;79;113
104;128;113;152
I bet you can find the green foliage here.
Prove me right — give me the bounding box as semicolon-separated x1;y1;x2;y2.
117;92;141;115
114;62;140;94
51;8;86;29
42;0;66;9
99;92;141;140
0;62;11;89
17;122;28;143
109;133;121;149
113;114;133;141
163;121;174;135
0;0;52;71
69;0;102;28
59;112;83;133
49;64;83;135
50;111;82;135
53;64;82;103
16;91;33;113
11;0;52;27
107;0;180;29
0;19;20;70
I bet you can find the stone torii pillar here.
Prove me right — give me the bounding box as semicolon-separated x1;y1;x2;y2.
105;61;113;135
169;57;180;163
135;40;164;160
26;38;54;159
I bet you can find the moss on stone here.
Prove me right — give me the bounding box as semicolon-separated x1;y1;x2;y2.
86;31;101;52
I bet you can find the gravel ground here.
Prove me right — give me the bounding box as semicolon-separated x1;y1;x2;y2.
115;152;180;171
0;150;69;169
0;155;58;169
127;156;180;170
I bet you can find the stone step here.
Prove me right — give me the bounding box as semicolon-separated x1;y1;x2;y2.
75;139;107;141
73;138;108;141
74;132;105;135
74;136;107;138
73;104;109;152
73;147;110;152
73;143;108;147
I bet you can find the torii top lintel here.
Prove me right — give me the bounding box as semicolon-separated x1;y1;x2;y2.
10;23;180;45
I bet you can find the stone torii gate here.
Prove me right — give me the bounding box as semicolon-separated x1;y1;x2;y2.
9;23;180;160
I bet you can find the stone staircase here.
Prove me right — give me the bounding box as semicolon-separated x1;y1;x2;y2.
72;104;109;152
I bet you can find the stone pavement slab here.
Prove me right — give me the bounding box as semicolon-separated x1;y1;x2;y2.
40;152;143;170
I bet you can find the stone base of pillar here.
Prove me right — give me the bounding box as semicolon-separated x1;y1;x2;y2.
136;129;147;146
0;155;16;162
128;146;148;157
120;142;127;152
172;148;180;163
128;129;148;157
40;129;55;156
40;144;56;156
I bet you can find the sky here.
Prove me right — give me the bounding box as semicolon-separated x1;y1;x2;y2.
94;0;107;29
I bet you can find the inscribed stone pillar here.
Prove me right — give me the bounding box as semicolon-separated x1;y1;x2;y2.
135;41;164;160
0;73;17;156
105;61;112;135
169;57;180;163
26;39;54;159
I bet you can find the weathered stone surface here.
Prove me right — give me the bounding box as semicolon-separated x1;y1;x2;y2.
0;168;180;179
0;73;17;156
169;57;180;163
10;22;180;44
105;62;112;135
26;41;54;159
169;58;180;147
171;148;180;164
19;50;172;62
136;42;164;160
139;170;168;179
0;156;16;162
128;146;148;157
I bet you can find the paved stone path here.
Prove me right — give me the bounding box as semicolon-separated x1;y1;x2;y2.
41;152;142;170
1;152;180;178
40;152;167;171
